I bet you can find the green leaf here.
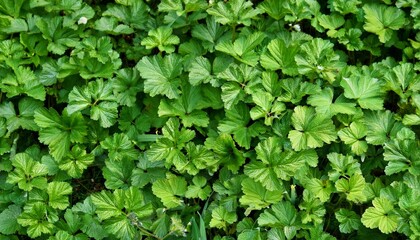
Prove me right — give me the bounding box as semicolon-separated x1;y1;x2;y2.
335;174;367;203
58;145;94;178
17;202;57;238
6;153;48;191
0;66;46;101
0;205;21;234
335;209;361;234
260;38;299;76
103;158;134;189
191;16;226;52
295;38;344;83
0;97;42;136
205;133;245;173
327;153;361;182
136;54;183;99
278;78;319;104
110;68;142;107
102;0;148;30
363;4;406;43
34;108;87;161
245;137;317;191
239;177;283;216
361;197;398;234
383;128;420;175
218;103;265;149
68;79;118;128
216;32;265;66
101;133;139;161
341;75;384;110
210;206;237;229
329;0;361;15
384;63;420;100
185;176;212;200
47;181;73;210
92;187;153;240
0;0;24;17
337;122;368;155
158;83;211;127
152;174;187;208
250;91;286;126
288;106;337;151
258;201;298;232
218;63;261;109
298;190;326;225
207;0;262;26
141;26;180;53
258;0;285;20
318;13;345;38
364;110;403;145
307;88;357;117
305;178;334;203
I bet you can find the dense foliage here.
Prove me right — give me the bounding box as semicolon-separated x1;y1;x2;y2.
0;0;419;239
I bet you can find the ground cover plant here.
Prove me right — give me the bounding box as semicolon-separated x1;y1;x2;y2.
0;0;419;239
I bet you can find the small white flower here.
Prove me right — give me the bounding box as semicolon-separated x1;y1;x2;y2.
317;65;324;71
293;24;301;32
78;16;88;25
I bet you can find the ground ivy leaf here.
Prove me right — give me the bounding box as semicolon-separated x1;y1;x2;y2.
141;26;180;53
205;133;245;173
335;174;367;203
288;106;337;151
239;177;283;216
58;145;94;178
185;176;212;200
136;54;183;99
260;38;299;76
100;133;139;161
338;122;368;155
103;158;134;189
361;197;398;234
258;201;297;229
0;97;42;136
0;66;46;101
210;206;237;229
327;153;361;182
152;174;187;209
294;38;344;83
207;0;262;27
245;137;317;190
341;75;384;110
363;4;406;43
0;204;22;234
191;16;226;52
364;110;403;145
218;103;265;149
6;152;48;191
305;178;334;202
335;209;361;234
307;88;357;116
216;32;265;66
383;128;420;175
47;181;73;210
110;68;142;107
17;203;56;238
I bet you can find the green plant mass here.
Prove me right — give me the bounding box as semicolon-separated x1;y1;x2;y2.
1;0;419;239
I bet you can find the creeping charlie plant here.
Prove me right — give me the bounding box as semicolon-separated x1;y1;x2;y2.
0;0;419;239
